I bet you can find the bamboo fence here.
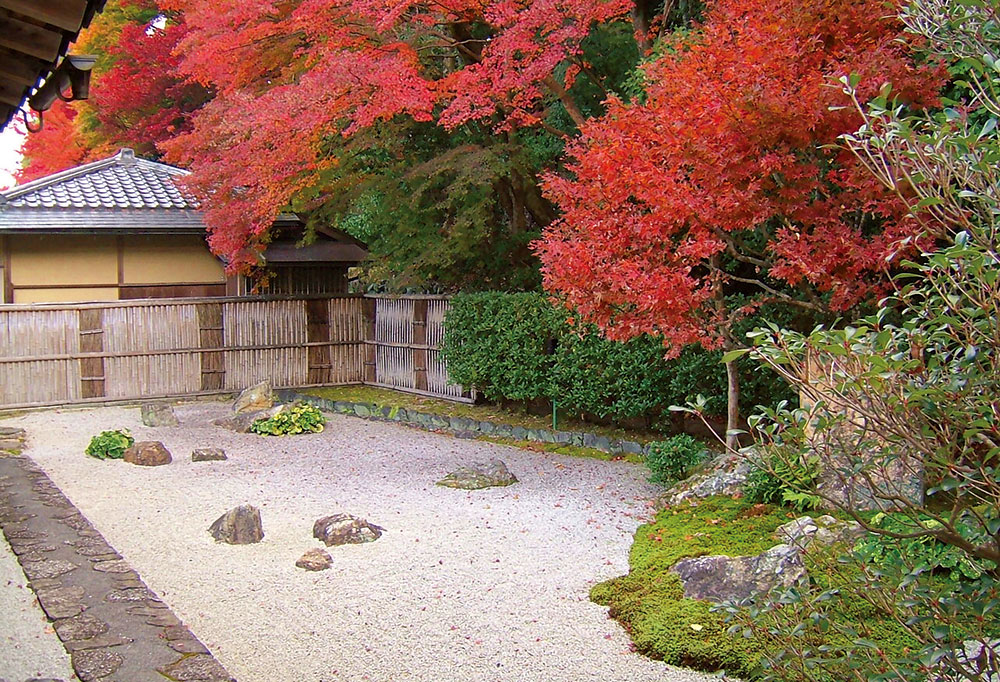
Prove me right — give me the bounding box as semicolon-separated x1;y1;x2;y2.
0;294;471;409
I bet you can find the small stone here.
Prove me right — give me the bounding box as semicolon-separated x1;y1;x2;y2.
35;585;86;619
233;381;274;414
169;638;210;654
157;653;231;682
22;559;77;580
192;448;227;462
209;504;264;544
72;648;124;681
436;459;518;490
296;548;333;571
92;560;133;573
313;514;383;546
775;515;866;551
105;588;156;602
123;441;171;466
140;403;178;427
54;614;110;642
145;611;182;627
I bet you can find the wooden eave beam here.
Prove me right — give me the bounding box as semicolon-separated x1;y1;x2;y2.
0;50;44;86
0;80;26;107
0;0;87;33
0;14;64;62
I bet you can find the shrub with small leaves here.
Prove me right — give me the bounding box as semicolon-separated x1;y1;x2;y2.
85;429;134;460
743;447;822;511
250;403;326;436
644;434;707;485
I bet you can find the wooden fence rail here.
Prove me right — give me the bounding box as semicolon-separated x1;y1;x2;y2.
0;294;471;410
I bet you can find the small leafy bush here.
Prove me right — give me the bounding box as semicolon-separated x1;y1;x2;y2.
744;448;822;511
250;403;326;436
85;429;134;460
644;434;707;484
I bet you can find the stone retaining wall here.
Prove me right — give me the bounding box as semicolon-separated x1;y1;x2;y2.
278;390;651;457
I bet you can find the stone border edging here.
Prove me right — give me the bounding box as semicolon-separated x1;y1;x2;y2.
0;452;235;682
277;390;650;457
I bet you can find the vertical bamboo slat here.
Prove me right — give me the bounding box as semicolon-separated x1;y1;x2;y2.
223;300;308;389
103;304;200;398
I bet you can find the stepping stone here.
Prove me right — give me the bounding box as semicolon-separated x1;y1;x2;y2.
36;585;86;619
54;614;110;642
296;548;333;571
140;403;178;427
192;447;227;462
436;459;518;489
123;441;172;466
313;514;383;546
209;504;264;544
157;653;231;681
72;648;123;681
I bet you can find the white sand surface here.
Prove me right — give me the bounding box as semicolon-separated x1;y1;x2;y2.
0;534;78;682
2;401;717;682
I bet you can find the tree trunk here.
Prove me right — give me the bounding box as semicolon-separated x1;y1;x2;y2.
725;356;741;452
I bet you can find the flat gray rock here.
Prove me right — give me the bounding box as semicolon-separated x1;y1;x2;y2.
671;543;807;604
313;514;383;546
191;448;227;462
140;403;178;427
209;505;264;544
436;459;518;490
775;514;866;551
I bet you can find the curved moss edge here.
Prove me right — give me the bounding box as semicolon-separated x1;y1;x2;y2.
594;496;918;679
277;390;649;459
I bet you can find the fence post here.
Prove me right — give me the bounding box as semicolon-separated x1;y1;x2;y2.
306;299;332;384
412;299;428;392
362;297;377;384
78;309;105;399
197;302;225;391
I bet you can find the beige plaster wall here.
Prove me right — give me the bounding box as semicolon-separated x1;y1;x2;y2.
8;235;117;286
122;235;225;285
14;287;119;304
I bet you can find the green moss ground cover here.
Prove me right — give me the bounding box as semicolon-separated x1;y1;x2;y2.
592;496;917;678
301;385;662;443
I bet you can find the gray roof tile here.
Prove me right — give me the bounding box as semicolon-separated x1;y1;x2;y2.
0;148;198;211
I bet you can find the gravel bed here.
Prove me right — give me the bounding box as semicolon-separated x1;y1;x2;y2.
2;401;718;682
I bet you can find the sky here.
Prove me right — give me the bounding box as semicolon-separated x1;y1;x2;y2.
0;125;25;189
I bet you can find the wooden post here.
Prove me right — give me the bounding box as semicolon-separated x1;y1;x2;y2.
306;299;332;384
412;299;428;392
1;236;11;304
362;297;377;384
197;303;225;391
78;309;105;398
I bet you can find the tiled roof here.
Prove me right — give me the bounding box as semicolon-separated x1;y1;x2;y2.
1;148;197;210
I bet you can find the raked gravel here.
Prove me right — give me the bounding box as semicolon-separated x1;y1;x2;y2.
2;401;720;682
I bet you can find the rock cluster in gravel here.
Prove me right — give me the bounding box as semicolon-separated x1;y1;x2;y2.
209;505;264;544
436;459;518;489
140;403;178;427
313;513;383;546
123;441;172;467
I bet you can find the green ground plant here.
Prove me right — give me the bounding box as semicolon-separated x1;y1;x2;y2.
85;429;134;460
251;403;326;436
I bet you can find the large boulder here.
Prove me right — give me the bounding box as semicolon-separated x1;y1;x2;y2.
816;453;924;512
671;543;807;604
775;515;866;551
123;441;172;466
233;382;274;415
313;514;383;546
662;451;751;507
214;405;285;433
209;505;264;544
140;403;178;427
436;459;518;490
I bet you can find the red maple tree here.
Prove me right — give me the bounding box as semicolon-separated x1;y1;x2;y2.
160;0;634;269
14;104;96;183
534;0;945;444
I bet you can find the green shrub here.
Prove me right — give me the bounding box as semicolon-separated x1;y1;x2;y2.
644;434;707;484
442;292;564;403
744;448;822;511
251;403;326;436
85;429;134;460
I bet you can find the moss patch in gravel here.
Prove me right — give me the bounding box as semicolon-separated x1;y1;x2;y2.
475;435;643;464
302;385;662;444
592;496;916;678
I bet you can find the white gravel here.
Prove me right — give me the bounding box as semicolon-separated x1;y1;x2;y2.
0;535;77;681
2;401;717;682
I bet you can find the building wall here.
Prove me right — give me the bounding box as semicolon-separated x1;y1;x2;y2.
4;234;226;304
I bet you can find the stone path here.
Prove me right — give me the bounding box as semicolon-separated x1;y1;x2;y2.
0;451;234;682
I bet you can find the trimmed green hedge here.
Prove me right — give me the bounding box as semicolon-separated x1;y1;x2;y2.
441;291;795;427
